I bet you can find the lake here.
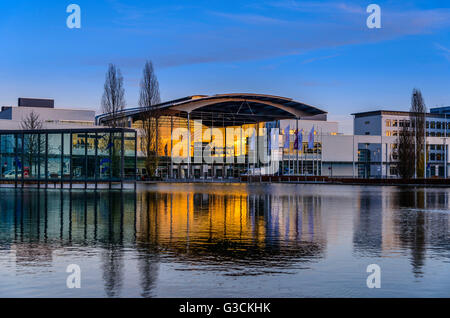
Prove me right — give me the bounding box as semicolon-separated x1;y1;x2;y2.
0;183;449;297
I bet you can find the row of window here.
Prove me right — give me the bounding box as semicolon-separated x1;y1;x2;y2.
390;143;446;150
386;130;450;137
389;153;444;162
386;119;450;130
385;119;414;128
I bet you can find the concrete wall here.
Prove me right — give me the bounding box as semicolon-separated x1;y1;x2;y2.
322;162;354;177
0;106;95;123
354;115;382;135
322;135;354;162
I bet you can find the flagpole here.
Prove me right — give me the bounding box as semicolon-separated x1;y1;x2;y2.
314;130;317;176
424;116;427;178
247;125;251;178
312;127;315;176
317;128;320;176
320;128;323;176
289;125;291;175
301;130;304;175
296;118;299;175
288;125;291;175
414;116;417;179
282;128;284;176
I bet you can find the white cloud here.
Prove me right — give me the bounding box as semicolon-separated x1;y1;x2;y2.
435;43;450;61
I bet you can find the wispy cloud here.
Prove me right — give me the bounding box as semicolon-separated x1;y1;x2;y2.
302;54;340;64
106;0;191;26
85;3;450;69
435;43;450;61
209;11;289;25
267;1;365;14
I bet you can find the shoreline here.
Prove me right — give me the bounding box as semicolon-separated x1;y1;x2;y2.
1;177;449;188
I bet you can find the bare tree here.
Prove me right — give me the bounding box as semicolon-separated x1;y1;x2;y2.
410;88;427;178
139;61;161;177
101;63;126;128
397;124;415;179
139;61;161;107
21;111;44;177
20;110;43;130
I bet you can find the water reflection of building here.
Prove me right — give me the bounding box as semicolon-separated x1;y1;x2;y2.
136;188;327;271
353;189;384;256
0;187;327;294
391;189;450;277
0;189;148;297
353;187;450;277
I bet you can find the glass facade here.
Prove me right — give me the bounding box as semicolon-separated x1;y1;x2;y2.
0;128;136;183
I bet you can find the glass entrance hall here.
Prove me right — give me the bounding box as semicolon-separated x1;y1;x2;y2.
0;128;137;185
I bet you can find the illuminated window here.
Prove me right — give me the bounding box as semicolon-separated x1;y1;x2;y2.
386;131;391;136
386;120;391;127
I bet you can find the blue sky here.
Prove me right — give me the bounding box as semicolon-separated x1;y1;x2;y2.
1;0;450;132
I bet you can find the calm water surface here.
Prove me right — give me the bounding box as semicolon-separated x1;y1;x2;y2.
0;183;449;297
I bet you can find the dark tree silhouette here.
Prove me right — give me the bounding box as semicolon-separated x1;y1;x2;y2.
138;60;161;177
21;111;44;177
101;64;126;128
397;124;415;179
410;88;427;178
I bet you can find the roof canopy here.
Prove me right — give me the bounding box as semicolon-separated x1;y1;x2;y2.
97;93;327;126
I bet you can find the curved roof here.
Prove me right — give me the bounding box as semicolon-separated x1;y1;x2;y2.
97;93;327;126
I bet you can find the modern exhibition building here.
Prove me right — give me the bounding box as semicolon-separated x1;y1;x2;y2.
97;93;336;179
96;93;450;179
1;95;449;184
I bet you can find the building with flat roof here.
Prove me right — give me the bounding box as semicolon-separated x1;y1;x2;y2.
0;128;137;188
0;98;95;129
430;106;450;114
0;98;136;187
352;110;449;178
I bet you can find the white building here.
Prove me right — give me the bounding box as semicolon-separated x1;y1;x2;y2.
0;98;95;129
352;109;449;178
278;108;450;179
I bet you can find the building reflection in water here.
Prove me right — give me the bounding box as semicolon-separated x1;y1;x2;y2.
0;187;327;297
136;190;326;272
2;185;447;296
353;187;450;278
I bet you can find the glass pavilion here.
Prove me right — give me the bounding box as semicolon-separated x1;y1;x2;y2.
0;128;137;186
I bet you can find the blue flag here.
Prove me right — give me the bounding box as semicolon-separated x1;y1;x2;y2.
297;129;303;150
270;128;279;150
308;126;315;149
249;132;255;151
284;125;290;149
